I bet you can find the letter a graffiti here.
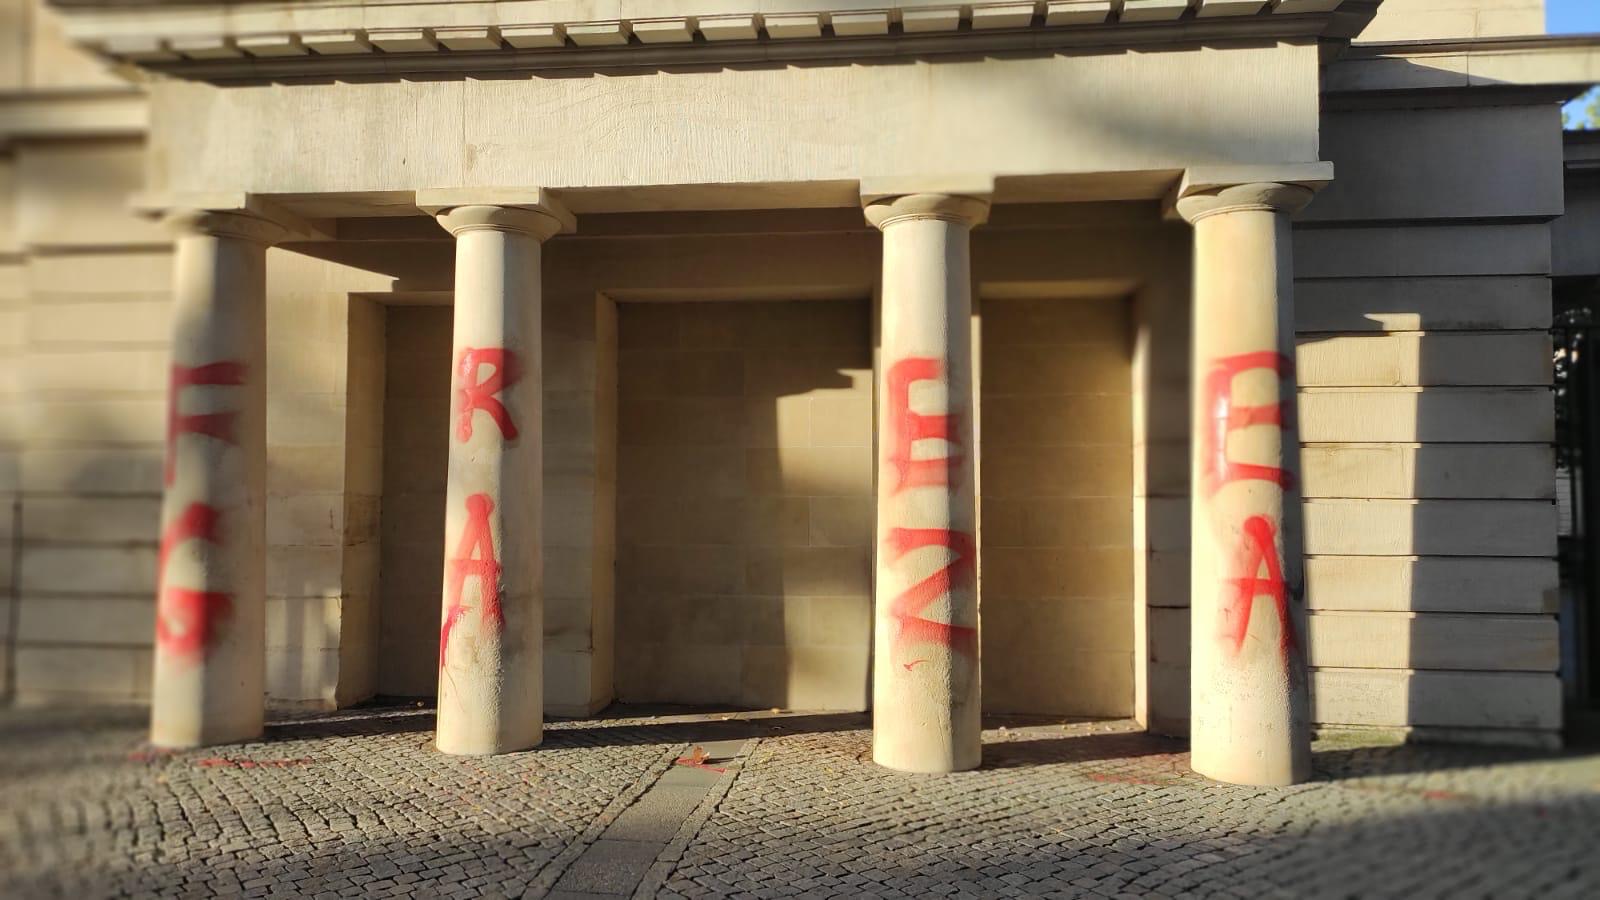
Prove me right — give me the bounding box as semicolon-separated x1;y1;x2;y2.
1220;515;1298;659
439;493;505;667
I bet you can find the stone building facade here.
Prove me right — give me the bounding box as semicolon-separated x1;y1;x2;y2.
0;0;1596;781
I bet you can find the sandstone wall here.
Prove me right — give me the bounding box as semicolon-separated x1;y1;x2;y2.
979;297;1136;717
1293;100;1564;742
613;299;875;710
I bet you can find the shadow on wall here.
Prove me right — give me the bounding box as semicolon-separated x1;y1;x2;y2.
374;304;450;698
611;299;874;713
2;248;369;709
1294;255;1560;744
978;296;1138;720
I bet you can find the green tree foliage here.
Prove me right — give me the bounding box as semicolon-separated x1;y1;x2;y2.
1567;86;1600;130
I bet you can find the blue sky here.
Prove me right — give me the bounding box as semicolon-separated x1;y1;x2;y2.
1548;0;1600;35
1549;0;1600;126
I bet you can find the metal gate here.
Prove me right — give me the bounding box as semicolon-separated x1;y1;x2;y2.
1555;281;1600;726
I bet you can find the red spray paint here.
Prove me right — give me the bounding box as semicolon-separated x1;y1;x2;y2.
165;361;246;485
885;357;962;494
155;503;233;659
1219;515;1297;658
1200;351;1295;496
439;493;505;668
883;527;977;657
454;348;521;442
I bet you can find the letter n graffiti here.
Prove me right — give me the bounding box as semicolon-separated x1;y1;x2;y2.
883;527;977;658
439;493;505;667
886;357;962;494
455;348;520;442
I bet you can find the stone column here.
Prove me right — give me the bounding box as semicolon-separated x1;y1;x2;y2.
429;202;568;756
151;210;286;748
1177;182;1314;786
865;193;989;774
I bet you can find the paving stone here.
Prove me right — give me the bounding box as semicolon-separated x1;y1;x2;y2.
602;785;708;843
0;706;671;899
553;839;662;894
3;708;1600;898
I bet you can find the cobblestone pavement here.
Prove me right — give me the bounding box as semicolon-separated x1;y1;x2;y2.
2;705;1598;899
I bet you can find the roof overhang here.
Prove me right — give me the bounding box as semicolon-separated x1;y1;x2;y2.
46;0;1382;82
1324;33;1600;109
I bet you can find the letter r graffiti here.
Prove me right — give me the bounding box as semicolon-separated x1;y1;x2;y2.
454;348;520;442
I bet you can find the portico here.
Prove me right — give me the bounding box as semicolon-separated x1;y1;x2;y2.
38;0;1383;786
141;169;1323;792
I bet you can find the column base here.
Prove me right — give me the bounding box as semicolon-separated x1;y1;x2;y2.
150;713;264;750
871;752;981;775
435;726;543;757
1191;743;1311;787
871;727;982;774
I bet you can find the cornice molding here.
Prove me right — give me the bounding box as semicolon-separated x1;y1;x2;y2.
0;89;147;149
48;1;1366;80
1325;33;1600;95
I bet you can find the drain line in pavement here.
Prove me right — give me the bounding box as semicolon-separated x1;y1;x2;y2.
537;738;755;899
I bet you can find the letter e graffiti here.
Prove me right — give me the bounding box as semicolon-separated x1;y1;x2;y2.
886;357;962;494
165;361;246;485
1200;351;1295;496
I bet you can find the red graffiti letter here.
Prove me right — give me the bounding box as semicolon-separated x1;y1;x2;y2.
439;493;505;667
886;357;962;494
165;361;246;485
454;348;520;442
884;527;977;657
156;503;233;660
1219;515;1297;659
1200;351;1295;496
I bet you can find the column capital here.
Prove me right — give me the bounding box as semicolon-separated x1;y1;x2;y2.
162;208;293;245
1175;183;1315;225
431;205;572;241
863;193;991;231
1173;161;1332;224
418;188;576;241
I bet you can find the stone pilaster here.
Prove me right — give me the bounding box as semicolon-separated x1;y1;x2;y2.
1177;181;1316;786
150;209;287;748
865;192;989;774
428;201;570;755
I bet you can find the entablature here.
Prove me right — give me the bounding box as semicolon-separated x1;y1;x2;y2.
47;0;1380;80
